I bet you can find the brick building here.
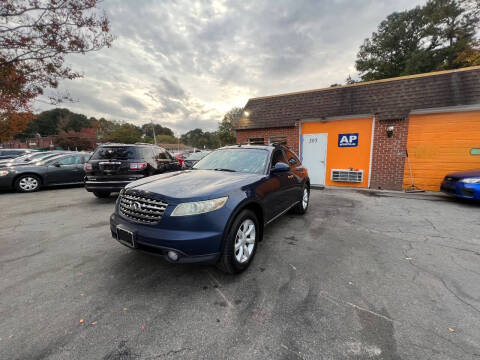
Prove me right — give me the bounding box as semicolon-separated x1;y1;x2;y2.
235;66;480;191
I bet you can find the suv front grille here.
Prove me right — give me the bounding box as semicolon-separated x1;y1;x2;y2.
119;193;168;224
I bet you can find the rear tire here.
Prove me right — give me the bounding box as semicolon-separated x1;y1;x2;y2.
15;175;41;192
93;191;111;198
217;209;258;274
293;185;309;214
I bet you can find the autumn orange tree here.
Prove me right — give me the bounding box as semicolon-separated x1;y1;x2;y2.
0;0;114;141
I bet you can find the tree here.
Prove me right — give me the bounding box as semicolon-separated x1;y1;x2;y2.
55;128;96;150
107;123;142;144
156;134;178;144
0;0;113;112
218;107;242;146
141;123;174;138
355;0;480;81
356;8;425;81
0;60;35;141
18;108;92;138
181;128;220;149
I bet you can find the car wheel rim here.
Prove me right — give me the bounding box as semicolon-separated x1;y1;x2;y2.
302;188;309;209
234;219;256;264
19;177;38;191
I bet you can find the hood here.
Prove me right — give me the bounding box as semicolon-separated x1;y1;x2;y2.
126;170;263;202
446;169;480;179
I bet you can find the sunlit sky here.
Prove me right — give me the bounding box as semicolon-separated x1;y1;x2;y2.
35;0;426;134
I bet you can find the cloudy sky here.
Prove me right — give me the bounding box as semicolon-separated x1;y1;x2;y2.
35;0;426;134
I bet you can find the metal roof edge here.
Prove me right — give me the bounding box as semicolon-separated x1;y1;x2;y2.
410;103;480;115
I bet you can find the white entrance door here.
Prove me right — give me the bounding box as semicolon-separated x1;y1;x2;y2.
302;133;328;185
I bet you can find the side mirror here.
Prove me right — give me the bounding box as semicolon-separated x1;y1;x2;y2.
271;162;290;173
54;163;61;167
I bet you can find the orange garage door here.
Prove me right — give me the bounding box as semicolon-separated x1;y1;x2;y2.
403;110;480;191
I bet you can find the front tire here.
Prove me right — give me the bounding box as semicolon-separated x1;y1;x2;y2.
293;185;309;214
217;209;259;274
15;175;41;192
93;191;111;198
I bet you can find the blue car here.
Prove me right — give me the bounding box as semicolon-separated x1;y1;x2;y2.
440;169;480;200
110;144;310;273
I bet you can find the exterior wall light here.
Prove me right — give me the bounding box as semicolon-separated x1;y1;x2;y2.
386;125;394;138
243;110;250;117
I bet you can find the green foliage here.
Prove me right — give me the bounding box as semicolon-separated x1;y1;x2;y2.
156;135;178;144
180;128;221;149
18;108;93;139
107;124;143;144
356;0;480;81
218;107;242;146
141;123;174;138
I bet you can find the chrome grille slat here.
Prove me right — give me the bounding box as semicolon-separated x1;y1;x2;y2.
119;192;168;224
120;204;163;216
122;194;167;205
121;198;166;212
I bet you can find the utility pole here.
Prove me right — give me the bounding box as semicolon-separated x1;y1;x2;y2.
152;122;157;145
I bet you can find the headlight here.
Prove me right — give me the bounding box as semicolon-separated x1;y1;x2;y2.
461;177;480;184
0;170;9;176
171;196;228;216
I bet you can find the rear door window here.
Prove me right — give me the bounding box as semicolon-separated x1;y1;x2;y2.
271;149;288;167
91;147;138;160
57;156;76;165
285;149;301;167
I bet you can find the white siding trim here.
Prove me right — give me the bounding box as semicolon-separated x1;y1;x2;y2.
368;116;376;188
410;104;480;115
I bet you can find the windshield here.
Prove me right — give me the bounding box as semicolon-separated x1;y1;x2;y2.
186;152;209;160
91;146;138;160
193;148;268;174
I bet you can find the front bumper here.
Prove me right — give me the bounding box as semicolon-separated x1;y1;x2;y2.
110;212;222;264
441;180;480;200
0;172;15;189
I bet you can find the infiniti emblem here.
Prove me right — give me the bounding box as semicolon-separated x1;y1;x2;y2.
131;201;142;211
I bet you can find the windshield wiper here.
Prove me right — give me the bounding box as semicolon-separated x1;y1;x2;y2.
212;168;236;172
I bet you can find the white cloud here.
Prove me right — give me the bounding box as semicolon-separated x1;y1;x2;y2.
34;0;426;134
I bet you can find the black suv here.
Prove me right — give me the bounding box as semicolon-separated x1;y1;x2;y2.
84;143;180;198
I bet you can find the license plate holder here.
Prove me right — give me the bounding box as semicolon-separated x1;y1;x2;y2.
116;226;136;248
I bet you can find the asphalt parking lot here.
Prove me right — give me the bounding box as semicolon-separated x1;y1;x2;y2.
1;187;479;360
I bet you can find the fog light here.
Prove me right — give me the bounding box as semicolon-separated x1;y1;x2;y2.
167;251;179;261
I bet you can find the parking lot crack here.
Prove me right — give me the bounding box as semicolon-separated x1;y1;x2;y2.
1;249;44;264
206;270;235;309
318;290;395;323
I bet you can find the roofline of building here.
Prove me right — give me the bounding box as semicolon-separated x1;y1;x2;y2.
248;65;480;101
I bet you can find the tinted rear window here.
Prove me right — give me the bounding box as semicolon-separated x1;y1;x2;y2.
91;147;139;160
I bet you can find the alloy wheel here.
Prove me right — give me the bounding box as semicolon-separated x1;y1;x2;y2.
19;177;39;191
234;219;256;263
302;188;309;209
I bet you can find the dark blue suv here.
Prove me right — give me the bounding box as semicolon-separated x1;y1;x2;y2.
110;144;310;274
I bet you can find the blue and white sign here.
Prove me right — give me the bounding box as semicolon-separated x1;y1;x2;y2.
338;133;359;147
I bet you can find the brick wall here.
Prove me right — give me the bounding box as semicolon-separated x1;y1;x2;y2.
369;118;409;190
236;120;410;191
236;126;299;154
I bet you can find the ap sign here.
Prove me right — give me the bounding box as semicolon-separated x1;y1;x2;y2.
338;133;359;147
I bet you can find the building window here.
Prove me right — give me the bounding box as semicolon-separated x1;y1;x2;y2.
471;148;480;155
248;137;264;145
269;136;287;145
